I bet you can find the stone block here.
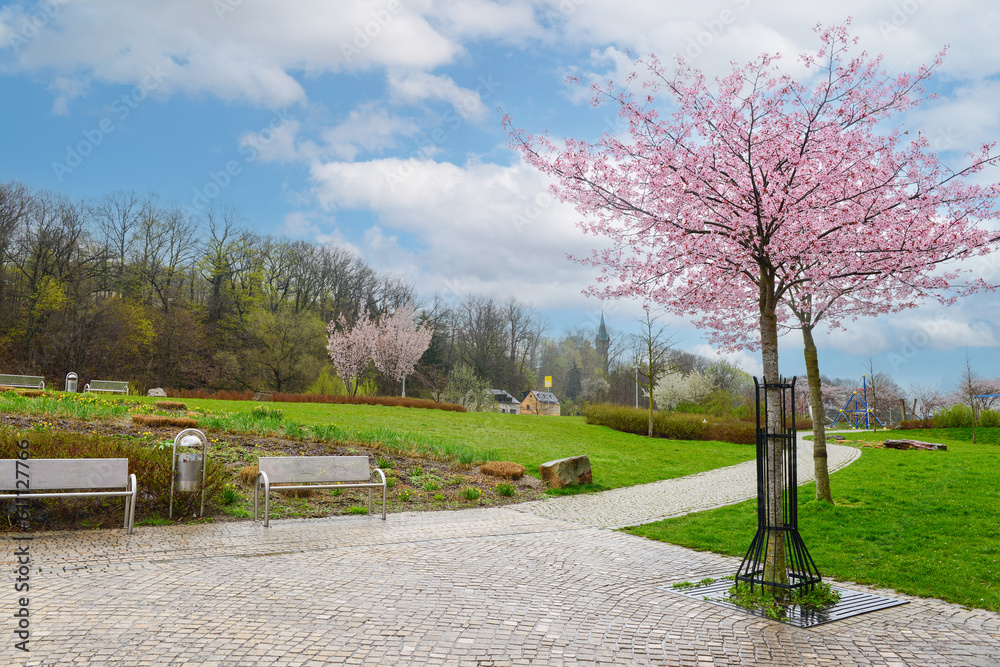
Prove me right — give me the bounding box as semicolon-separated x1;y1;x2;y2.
147;388;167;397
539;455;592;488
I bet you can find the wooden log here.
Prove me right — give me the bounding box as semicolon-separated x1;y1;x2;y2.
883;439;947;451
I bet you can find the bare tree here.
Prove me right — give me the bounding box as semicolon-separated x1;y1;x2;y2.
631;307;678;437
89;190;142;295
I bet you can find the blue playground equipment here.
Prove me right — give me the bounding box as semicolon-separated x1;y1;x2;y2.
829;375;885;429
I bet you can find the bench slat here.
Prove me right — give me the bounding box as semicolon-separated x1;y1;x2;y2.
0;458;129;491
258;456;370;484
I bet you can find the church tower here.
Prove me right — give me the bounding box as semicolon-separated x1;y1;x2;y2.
596;312;610;375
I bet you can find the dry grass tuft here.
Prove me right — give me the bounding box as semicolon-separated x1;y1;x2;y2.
131;414;198;428
239;465;259;486
275;487;314;498
154;401;188;411
479;461;526;480
18;390;47;398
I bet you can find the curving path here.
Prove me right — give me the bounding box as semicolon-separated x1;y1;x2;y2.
514;436;861;529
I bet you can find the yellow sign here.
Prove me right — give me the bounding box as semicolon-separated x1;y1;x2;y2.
544;376;552;388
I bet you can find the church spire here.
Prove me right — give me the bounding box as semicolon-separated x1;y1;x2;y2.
596;312;610;374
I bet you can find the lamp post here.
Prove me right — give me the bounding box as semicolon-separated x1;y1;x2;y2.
634;366;639;409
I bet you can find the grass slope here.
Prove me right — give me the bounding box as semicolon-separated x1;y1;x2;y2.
627;428;1000;613
170;398;755;489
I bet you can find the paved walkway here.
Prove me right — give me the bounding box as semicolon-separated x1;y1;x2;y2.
6;440;1000;665
515;440;861;529
4;508;999;666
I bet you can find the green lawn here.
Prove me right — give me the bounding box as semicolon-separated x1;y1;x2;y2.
159;397;756;489
627;428;1000;613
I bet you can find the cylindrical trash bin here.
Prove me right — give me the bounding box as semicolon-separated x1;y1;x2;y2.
65;372;78;393
176;452;203;492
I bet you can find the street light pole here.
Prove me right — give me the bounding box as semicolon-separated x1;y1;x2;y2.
634;366;639;409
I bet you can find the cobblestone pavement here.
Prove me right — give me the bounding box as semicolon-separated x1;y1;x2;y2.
4;507;1000;666
514;441;862;529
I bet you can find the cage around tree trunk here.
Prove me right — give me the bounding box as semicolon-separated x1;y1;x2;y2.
736;377;822;594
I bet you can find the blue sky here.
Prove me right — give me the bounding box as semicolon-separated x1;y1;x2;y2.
2;0;1000;396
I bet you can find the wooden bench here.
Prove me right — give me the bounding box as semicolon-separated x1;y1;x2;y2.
254;456;387;527
84;380;130;395
0;458;137;534
0;374;45;390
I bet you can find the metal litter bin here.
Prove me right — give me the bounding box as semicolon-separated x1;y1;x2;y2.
65;372;78;393
175;452;203;492
170;429;208;518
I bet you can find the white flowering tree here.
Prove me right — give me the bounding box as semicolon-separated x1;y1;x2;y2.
653;370;714;412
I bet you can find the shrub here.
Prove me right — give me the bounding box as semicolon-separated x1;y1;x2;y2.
934;404;975;428
166;388;467;412
480;461;526;479
707;420;756;445
979;409;1000;427
462;487;481;500
585;404;755;444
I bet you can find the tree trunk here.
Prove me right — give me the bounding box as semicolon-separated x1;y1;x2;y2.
759;275;788;591
801;325;833;504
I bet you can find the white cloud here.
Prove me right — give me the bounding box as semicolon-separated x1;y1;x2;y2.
437;0;539;40
47;76;89;115
307;156;606;309
320;103;421;160
690;343;764;377
240;119;304;164
0;0;462;109
387;71;488;121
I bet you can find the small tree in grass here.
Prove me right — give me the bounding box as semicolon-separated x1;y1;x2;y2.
508;22;1000;590
371;302;433;397
326;309;377;396
328;303;433;397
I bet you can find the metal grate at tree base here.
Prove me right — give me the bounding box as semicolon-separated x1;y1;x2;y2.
736;377;821;594
663;580;908;628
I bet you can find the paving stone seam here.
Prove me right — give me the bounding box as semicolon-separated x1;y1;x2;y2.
512;442;861;529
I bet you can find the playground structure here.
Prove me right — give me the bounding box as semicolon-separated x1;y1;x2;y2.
829;375;885;430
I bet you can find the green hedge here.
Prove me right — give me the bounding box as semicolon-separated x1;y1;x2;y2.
919;406;1000;429
584;404;755;444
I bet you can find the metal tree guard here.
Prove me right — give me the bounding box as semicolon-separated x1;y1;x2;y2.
736;377;822;594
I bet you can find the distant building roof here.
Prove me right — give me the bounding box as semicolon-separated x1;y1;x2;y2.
528;391;559;404
489;389;518;404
